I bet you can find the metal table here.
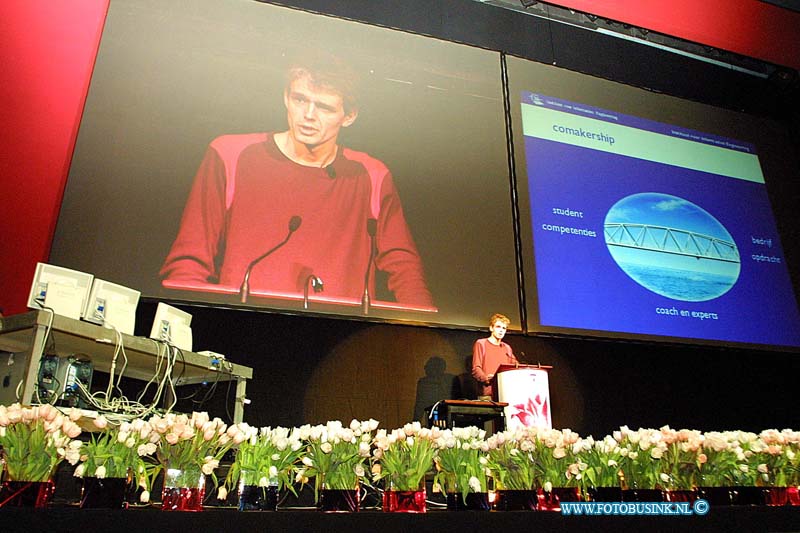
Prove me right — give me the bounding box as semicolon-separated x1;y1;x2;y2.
0;310;252;422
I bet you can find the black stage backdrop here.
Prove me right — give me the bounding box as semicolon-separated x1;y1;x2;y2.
136;300;799;435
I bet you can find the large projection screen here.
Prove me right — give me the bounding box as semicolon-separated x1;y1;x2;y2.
50;0;519;329
508;57;800;349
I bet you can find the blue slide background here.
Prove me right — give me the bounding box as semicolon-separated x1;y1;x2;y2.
526;136;800;347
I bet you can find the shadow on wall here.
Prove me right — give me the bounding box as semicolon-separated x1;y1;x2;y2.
301;325;587;432
412;356;460;423
303;326;465;428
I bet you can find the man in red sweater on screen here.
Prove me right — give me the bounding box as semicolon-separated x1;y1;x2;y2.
160;53;433;308
472;313;518;400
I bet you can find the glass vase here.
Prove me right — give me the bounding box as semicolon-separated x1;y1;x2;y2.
442;476;491;511
383;480;426;513
538;486;582;511
445;491;466;511
466;492;491;510
761;486;789;506
731;486;762;506
787;486;800;506
621;488;663;502
80;477;130;509
696;486;736;506
586;486;622;502
318;475;360;513
0;480;55;508
161;465;205;512
237;471;280;512
663;489;697;503
493;489;538;511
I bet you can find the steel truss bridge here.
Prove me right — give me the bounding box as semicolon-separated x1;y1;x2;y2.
604;223;740;263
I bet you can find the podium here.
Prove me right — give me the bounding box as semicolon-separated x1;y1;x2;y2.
495;364;552;430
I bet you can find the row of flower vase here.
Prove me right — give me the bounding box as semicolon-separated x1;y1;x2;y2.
2;480;799;511
0;467;208;512
270;485;800;512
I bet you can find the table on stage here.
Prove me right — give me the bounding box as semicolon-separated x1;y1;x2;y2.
426;399;508;431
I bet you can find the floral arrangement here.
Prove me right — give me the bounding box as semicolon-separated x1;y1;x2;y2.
73;416;158;500
485;428;537;491
533;428;587;490
581;434;625;489
783;430;800;487
371;422;438;492
616;426;670;489
432;426;488;500
221;424;304;500
747;429;799;487
295;419;378;499
485;427;588;493
696;430;754;487
0;403;82;482
146;411;243;489
658;426;703;490
4;401;800;506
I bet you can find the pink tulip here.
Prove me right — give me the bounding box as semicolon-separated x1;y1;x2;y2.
39;404;57;422
93;415;109;429
64;421;82;438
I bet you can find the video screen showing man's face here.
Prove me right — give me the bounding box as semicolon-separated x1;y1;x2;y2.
284;74;358;149
50;0;520;328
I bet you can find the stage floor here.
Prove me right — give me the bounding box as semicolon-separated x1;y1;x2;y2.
1;505;798;533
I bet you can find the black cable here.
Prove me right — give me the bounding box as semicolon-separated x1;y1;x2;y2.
181;366;222;407
223;377;234;423
196;365;223;405
173;346;187;384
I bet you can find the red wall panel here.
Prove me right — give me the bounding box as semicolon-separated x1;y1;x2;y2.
0;0;109;314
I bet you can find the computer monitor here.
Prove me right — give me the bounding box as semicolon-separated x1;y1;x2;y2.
83;278;141;335
148;302;193;351
27;262;94;320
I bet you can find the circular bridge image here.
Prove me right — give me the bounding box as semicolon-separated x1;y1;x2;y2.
604;193;740;302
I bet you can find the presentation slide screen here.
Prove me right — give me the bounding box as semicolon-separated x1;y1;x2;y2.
509;59;800;349
49;0;519;329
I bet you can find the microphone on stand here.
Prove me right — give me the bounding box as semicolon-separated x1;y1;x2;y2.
361;218;378;315
303;275;324;310
240;215;302;303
